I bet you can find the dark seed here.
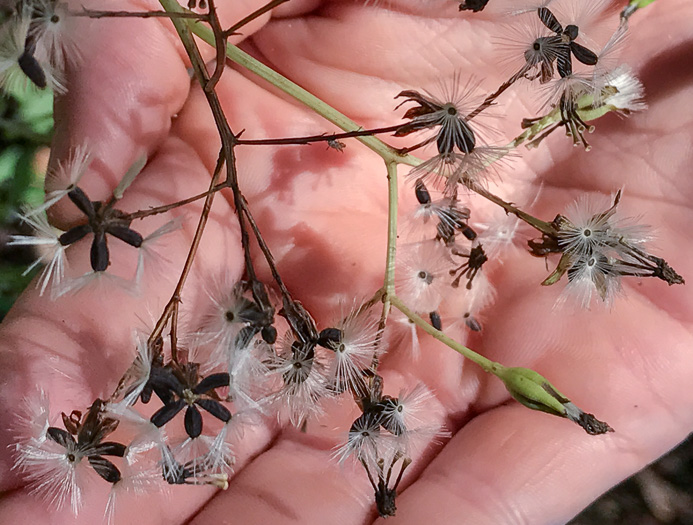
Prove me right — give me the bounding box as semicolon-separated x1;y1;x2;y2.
89;455;122;483
58;224;91;246
46;427;76;448
184;405;203;438
150;399;186;428
17;49;46;89
106;225;143;248
429;311;442;331
196;398;231;423
67;187;96;218
193;373;230;395
90;231;110;272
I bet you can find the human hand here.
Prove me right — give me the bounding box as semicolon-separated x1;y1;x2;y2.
1;0;692;524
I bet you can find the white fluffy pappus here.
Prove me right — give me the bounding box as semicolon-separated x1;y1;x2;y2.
396;240;453;313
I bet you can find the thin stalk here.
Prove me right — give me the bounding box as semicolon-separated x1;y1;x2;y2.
204;0;228;93
149;151;226;345
73;8;203;19
468;183;556;236
390;295;504;375
238;195;292;300
372;161;399;369
224;0;290;36
125;183;224;221
383;161;398;299
148;10;226;347
236;124;404;146
466;69;525;121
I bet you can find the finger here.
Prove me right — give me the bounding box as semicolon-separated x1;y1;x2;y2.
189;431;374;525
47;0;300;224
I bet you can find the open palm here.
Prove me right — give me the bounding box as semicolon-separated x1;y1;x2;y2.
1;0;692;523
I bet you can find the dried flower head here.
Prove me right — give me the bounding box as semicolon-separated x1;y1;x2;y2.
14;400;127;514
318;306;381;396
396;240;452;313
539;191;683;306
148;363;232;439
269;333;331;425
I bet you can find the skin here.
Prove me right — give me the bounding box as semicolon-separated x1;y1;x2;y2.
1;0;692;523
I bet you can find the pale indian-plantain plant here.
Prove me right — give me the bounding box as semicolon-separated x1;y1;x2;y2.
1;0;686;522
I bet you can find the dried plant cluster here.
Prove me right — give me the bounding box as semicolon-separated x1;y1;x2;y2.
1;0;684;521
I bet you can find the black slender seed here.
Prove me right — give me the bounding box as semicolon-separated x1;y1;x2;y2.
47;427;76;448
196;398;232;423
461;225;477;241
451;121;476;154
93;442;127;457
429;311;443;331
464;313;482;332
415;179;431;205
90;231;109;272
151;399;186;428
570;42;598;66
17;49;46;89
106;224;143;248
556;52;573;78
193;373;230;395
67;187;96;218
538;7;563;33
58;224;92;246
89;456;122;483
184;405;203;438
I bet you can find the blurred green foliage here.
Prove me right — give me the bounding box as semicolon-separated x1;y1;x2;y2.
0;86;53;319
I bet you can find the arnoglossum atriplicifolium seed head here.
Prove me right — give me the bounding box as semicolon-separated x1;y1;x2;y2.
2;0;687;521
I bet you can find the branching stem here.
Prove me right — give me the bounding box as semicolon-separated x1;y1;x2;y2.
390;295;504;375
160;0;410;165
236;124;404;146
223;0;290;36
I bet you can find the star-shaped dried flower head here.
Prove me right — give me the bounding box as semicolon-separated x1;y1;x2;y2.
14;400;127;515
536;7;599;79
269;333;331;426
394;88;476;157
148;363;231;439
57;186;143;272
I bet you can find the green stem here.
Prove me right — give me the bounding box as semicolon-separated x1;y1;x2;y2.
384;161;398;298
389;295;505;375
376;160;400;344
